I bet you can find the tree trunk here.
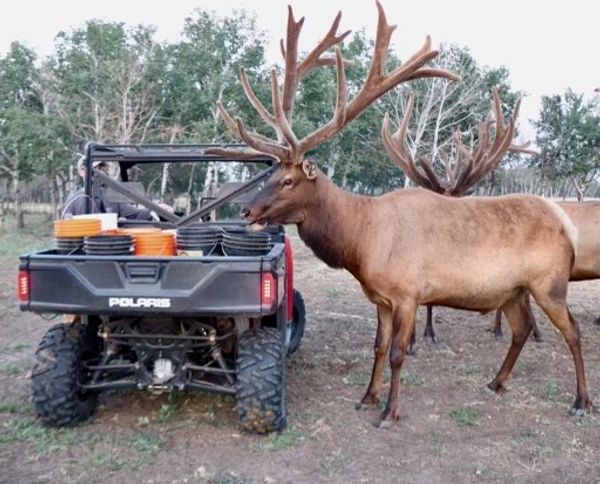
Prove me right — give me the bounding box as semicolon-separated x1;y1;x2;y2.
160;163;170;202
13;171;24;229
50;180;57;221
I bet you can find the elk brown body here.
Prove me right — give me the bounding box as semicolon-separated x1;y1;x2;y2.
494;200;600;337
209;2;591;426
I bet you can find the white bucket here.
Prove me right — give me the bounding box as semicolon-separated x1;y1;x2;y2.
74;213;118;231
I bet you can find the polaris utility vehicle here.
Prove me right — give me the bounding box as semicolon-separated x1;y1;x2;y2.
18;143;306;433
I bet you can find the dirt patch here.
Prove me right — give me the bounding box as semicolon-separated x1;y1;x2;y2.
1;222;600;483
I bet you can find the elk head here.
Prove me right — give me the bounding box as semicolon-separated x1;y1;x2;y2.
381;87;537;196
207;2;459;230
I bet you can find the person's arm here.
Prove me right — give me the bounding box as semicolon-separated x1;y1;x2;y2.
114;202;153;221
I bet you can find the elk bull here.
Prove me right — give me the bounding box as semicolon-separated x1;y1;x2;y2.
209;2;591;427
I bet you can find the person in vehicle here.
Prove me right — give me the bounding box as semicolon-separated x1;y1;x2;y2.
62;156;170;220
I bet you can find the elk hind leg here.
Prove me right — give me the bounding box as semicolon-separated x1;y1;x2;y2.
492;308;504;340
488;294;532;394
525;295;543;342
423;305;436;343
531;280;591;415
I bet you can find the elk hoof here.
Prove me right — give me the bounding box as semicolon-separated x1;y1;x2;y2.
377;407;401;427
569;397;592;417
487;380;507;395
424;332;436;345
406;345;417;356
356;394;379;410
531;331;543;343
376;419;394;429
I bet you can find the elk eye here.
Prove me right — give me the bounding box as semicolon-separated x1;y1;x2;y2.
282;178;293;187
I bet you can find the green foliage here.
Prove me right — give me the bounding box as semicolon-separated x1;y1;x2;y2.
44;20;165;146
2;6;594;210
534;90;600;199
0;417;92;452
0;400;31;414
130;432;166;454
449;407;479;427
0;361;29;376
248;427;304;452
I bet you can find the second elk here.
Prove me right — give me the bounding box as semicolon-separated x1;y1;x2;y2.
212;2;591;427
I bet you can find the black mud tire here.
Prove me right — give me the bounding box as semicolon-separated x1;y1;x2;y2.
287;289;306;355
31;323;98;427
236;328;286;433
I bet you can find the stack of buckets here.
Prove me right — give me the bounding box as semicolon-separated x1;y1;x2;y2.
175;224;272;256
118;228;176;256
53;219;272;258
83;235;134;256
54;219;102;253
176;225;223;256
221;228;271;256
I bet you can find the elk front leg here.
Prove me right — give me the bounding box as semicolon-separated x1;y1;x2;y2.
357;305;392;409
378;302;417;428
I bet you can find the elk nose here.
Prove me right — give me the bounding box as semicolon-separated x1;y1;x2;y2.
240;207;250;219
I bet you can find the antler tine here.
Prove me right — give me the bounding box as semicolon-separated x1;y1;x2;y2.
217;102;242;137
449;129;470;185
239;68;282;140
271;69;300;151
366;0;397;85
340;3;459;132
460;92;523;190
381;96;442;192
281;7;351;122
297;11;352;80
217;101;282;146
203;146;276;161
418;156;444;193
460;116;515;191
409;89;524;196
234;117;289;162
297;47;347;156
491;88;506;134
280;5;305;121
215;3;458;165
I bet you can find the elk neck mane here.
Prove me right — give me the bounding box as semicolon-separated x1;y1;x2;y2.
296;173;370;274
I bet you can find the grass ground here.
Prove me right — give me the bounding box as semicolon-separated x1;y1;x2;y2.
1;215;600;483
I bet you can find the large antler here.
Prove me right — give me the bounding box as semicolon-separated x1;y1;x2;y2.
208;2;459;164
382;88;531;196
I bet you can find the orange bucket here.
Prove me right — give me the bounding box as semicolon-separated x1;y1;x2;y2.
131;231;175;256
54;219;102;238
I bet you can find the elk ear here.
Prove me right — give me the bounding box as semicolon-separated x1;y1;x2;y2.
302;159;318;180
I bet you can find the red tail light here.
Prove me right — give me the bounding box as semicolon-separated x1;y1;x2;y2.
261;272;276;306
17;270;30;303
284;236;294;321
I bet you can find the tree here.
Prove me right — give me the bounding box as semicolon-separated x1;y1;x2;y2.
376;44;524;194
42;21;165;146
158;9;269;202
534;90;600;200
0;43;69;227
